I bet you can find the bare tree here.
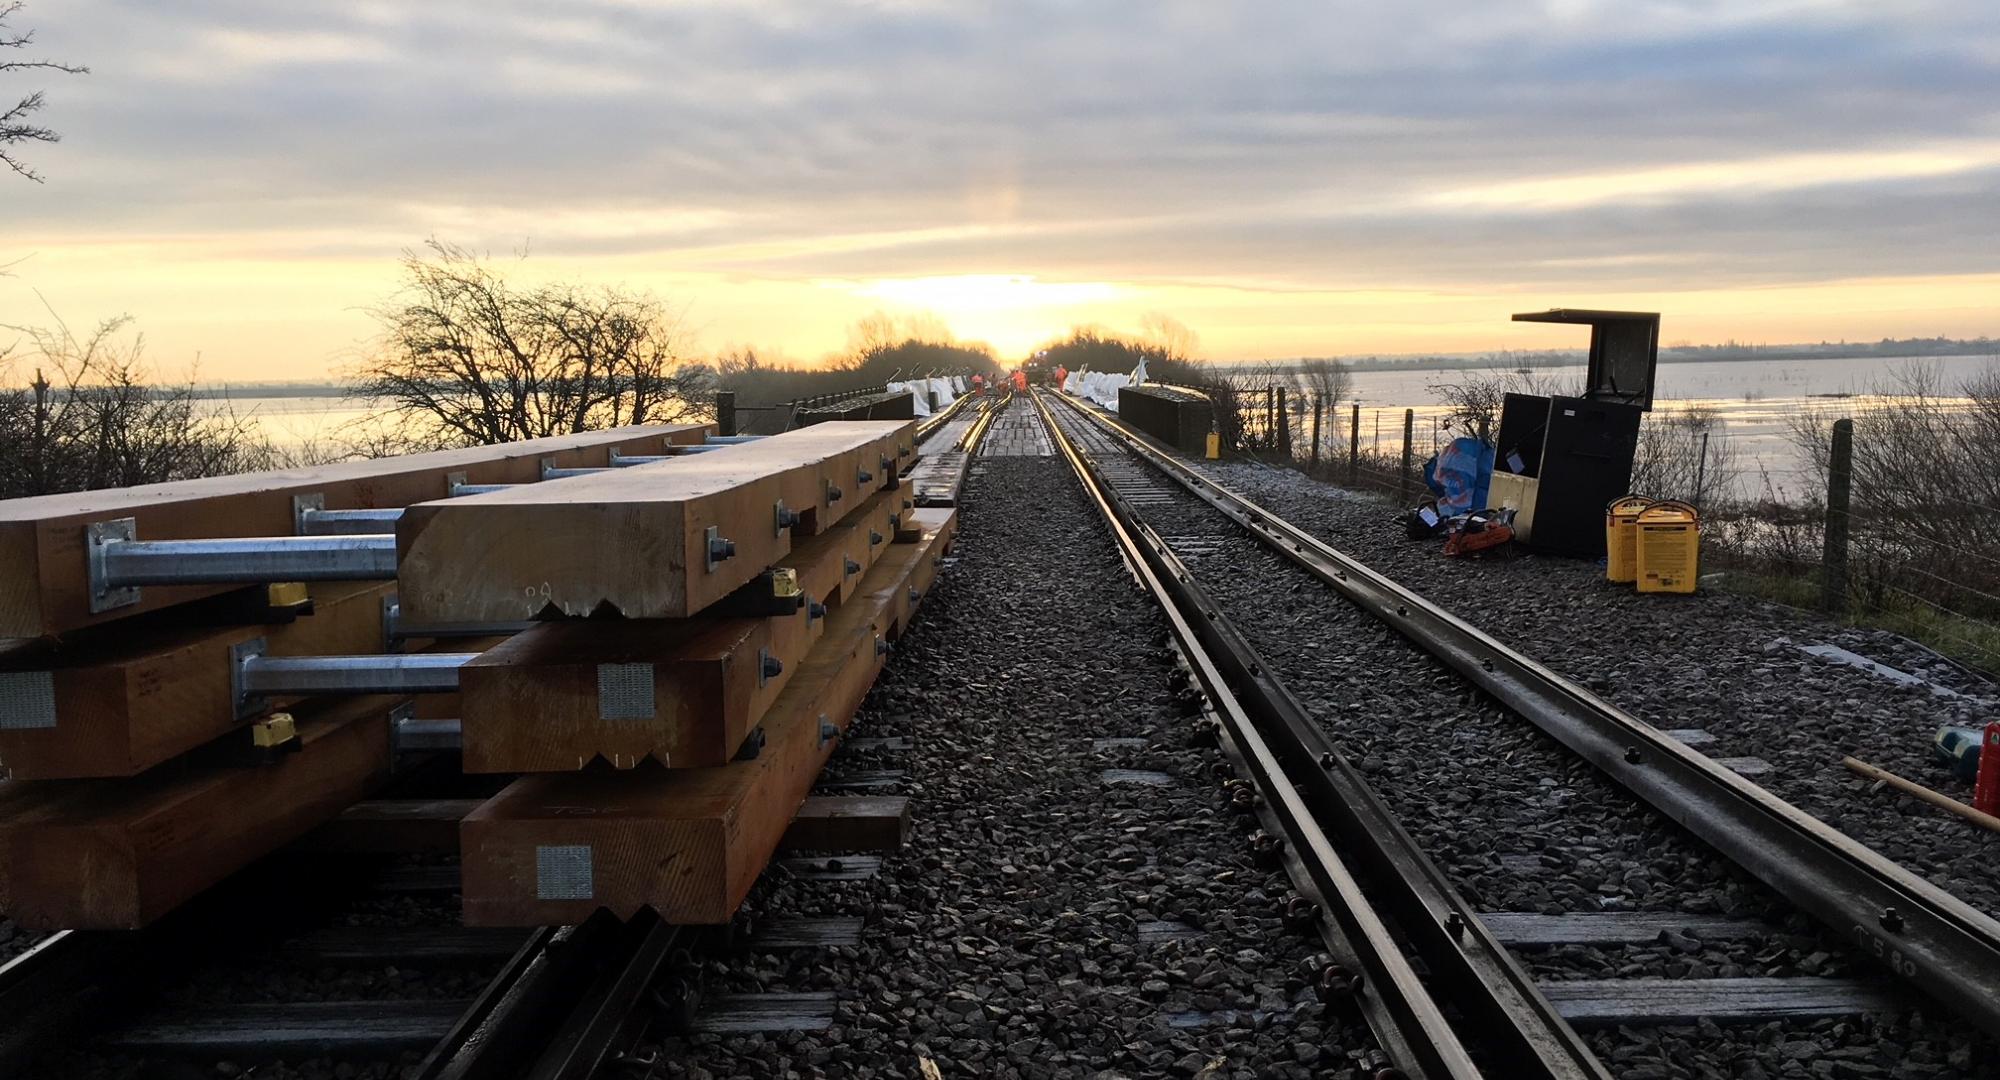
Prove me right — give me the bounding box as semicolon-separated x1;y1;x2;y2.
0;314;267;497
354;241;713;448
1428;360;1578;441
2;2;86;183
1292;357;1352;462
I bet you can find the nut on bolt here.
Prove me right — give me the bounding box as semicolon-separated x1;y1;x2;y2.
1282;894;1321;931
858;469;874;484
827;483;844;503
761;654;784;678
1250;830;1285;866
874;637;891;656
709;536;737;562
1314;962;1354;1003
808;600;827;620
776;504;801;530
1228;784;1258;815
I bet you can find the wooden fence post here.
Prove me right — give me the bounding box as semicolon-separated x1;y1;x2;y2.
1348;402;1361;486
1823;418;1854;615
716;391;737;437
1400;408;1415;502
1265;386;1276;452
1275;387;1291;460
1311;395;1324;469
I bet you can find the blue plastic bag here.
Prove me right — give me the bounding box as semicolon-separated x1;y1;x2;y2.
1425;437;1495;518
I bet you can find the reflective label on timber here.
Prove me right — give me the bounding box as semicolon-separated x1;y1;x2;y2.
536;844;594;900
0;671;57;729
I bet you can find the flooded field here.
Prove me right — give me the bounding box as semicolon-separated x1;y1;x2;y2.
1304;354;1997;501
214;353;1997;502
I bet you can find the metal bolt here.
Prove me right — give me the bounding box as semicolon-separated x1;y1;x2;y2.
1445;911;1466;939
875;637;891;656
1396;604;1408;616
908;587;920;602
776;505;801;530
818;717;838;746
870;530;884;546
1315;963;1353;1002
827;484;844;503
844;558;861;576
1318;751;1335;769
808;600;827;621
761;654;784;678
1880;907;1904;932
858;469;874;484
1624;746;1643;765
709;536;737;563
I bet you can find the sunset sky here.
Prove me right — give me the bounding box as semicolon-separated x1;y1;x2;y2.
3;0;1999;380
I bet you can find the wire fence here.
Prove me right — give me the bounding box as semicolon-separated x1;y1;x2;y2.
1219;384;2000;675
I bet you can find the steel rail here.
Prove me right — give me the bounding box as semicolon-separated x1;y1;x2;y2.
956;393;1006;453
914;388;977;445
1031;390;1485;1080
1050;389;2000;1037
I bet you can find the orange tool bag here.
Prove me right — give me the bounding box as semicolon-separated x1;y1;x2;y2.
1443;511;1515;557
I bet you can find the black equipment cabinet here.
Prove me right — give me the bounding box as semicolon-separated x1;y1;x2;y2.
1497;393;1643;556
1494;310;1659;558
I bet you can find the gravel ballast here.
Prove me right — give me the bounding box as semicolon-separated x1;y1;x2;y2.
1041;400;1999;1079
651;404;1381;1079
1196;458;2000;924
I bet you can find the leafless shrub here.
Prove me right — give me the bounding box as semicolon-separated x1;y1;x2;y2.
1772;360;2000;619
1630;403;1738;507
1427;361;1579;441
0;314;267;497
354;240;714;449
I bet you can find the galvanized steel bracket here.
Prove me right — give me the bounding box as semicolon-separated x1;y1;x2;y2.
231;636;269;718
85;517;140;613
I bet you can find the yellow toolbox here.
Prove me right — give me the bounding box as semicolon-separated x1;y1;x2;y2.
1635;500;1700;594
1605;495;1656;583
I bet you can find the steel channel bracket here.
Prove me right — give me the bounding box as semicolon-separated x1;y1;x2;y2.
388;701;418;769
292;493;325;536
231;636;269;718
382;595;402;653
85;517;141;613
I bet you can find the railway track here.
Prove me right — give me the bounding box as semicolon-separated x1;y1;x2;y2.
1032;388;2000;1077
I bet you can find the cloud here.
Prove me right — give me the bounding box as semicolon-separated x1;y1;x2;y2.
4;0;1999;372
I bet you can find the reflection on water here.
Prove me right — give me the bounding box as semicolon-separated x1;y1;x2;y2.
1269;354;1997;501
211;353;1998;503
200;394;383;454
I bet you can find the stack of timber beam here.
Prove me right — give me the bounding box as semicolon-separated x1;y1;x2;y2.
0;424;713;930
443;420;960;926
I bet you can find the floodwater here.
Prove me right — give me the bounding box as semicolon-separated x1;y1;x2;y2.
1297;353;1998;501
215;353;1997;502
